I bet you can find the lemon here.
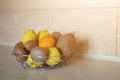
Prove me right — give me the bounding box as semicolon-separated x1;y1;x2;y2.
38;30;50;40
46;47;61;66
26;54;41;68
22;29;37;44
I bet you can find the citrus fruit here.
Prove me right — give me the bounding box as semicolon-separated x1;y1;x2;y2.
26;54;41;68
22;29;37;44
38;30;50;40
39;36;55;49
46;47;61;66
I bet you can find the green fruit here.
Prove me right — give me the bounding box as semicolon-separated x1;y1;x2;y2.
13;46;28;62
51;31;62;41
24;40;38;51
26;55;41;68
22;29;37;44
56;33;76;55
46;47;61;66
38;30;50;40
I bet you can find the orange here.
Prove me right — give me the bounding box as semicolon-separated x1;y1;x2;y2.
39;36;55;49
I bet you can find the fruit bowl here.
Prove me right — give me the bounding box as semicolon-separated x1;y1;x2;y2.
11;51;69;69
11;29;77;70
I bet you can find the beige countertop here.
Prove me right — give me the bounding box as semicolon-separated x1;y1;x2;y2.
0;45;120;80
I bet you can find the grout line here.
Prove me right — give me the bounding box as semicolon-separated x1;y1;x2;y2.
0;7;120;13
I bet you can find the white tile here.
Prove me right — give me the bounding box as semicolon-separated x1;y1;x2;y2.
9;0;48;10
78;9;116;56
0;0;34;11
29;0;51;9
29;0;77;9
118;8;120;56
79;0;116;8
48;10;78;34
45;0;78;9
6;12;25;44
4;0;31;11
118;0;120;7
24;11;49;33
0;0;117;11
0;0;78;11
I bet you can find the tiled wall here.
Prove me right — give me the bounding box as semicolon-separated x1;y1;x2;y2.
118;5;120;56
0;0;119;56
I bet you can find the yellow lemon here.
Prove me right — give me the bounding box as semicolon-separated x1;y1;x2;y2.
22;29;37;44
26;54;41;68
38;30;50;40
46;47;61;66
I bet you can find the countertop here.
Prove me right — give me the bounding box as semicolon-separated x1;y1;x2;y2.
0;45;120;80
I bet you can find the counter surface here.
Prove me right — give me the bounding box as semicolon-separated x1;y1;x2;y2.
0;45;120;80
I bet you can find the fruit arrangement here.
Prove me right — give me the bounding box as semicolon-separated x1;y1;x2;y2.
11;29;77;69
